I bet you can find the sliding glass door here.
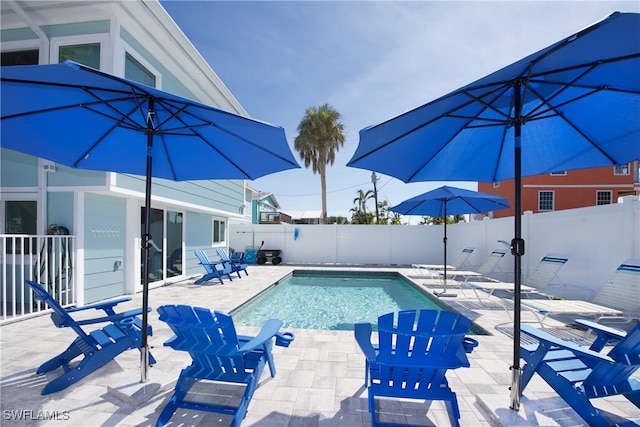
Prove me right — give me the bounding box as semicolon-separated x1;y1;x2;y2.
141;208;183;285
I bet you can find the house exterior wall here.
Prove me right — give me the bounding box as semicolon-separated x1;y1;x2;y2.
1;1;248;304
478;164;638;218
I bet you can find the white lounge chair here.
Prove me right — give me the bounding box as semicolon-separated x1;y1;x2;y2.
412;247;475;278
520;259;640;327
433;249;507;283
462;255;568;306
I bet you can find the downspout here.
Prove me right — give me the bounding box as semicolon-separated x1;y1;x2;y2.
8;1;52;235
6;0;50;63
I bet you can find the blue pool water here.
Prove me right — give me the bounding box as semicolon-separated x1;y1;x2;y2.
231;270;455;331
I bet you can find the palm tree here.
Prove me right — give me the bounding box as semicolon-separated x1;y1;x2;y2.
294;104;346;224
420;214;466;225
351;189;374;224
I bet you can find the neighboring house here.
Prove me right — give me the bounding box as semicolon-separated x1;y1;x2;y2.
251;190;291;224
289;211;323;224
0;0;249;308
479;163;640;218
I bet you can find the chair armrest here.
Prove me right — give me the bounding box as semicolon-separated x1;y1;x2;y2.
66;297;132;315
237;318;283;353
354;322;377;362
574;318;626;351
59;308;147;327
521;324;614;364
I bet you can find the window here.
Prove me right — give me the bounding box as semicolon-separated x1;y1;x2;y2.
59;43;100;69
4;201;37;254
213;219;226;244
614;164;630;175
596;191;612;205
125;53;156;87
2;49;39;66
550;171;567;176
538;191;554;211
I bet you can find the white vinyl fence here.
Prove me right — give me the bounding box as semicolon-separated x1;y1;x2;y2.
230;196;639;300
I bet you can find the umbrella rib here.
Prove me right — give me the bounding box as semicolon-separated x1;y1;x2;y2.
72;102;144;167
526;63;599;119
460;84;513;122
405;86;513;182
156;98;299;174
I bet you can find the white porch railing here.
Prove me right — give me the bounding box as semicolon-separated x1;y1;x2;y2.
1;234;76;324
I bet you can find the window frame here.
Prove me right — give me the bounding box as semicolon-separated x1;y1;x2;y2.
538;190;555;211
117;44;162;89
1;39;42;64
212;218;226;245
596;190;613;206
614;164;630;176
50;34;110;69
124;52;157;87
2;197;39;255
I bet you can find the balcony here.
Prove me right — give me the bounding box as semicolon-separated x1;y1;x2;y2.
259;211;292;224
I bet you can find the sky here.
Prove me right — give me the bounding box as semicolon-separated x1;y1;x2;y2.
161;1;639;221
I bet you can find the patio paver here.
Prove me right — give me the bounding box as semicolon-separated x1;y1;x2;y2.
1;265;638;426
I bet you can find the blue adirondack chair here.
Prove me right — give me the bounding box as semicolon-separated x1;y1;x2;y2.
520;323;640;426
354;309;477;427
25;280;156;395
194;249;233;285
216;248;248;278
156;304;295;427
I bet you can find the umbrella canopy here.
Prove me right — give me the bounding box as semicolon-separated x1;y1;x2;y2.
1;61;300;382
348;11;640;410
391;186;510;217
390;186;509;295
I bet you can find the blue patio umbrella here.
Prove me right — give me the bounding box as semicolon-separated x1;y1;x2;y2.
390;186;509;296
348;11;640;410
1;61;300;382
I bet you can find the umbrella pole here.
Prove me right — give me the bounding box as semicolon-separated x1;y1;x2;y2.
435;202;456;297
510;84;524;411
140;100;155;383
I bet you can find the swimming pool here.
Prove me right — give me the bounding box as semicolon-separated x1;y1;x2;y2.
231;270;486;333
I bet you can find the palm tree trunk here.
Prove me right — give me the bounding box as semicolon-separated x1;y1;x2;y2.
320;166;328;224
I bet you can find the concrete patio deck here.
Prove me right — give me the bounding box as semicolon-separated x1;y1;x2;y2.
1;265;638;426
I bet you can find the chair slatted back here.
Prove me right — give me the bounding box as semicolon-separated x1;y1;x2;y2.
525;256;568;288
372;310;471;397
194;249;215;275
158;305;253;383
26;280;93;342
591;259;640;313
215;248;231;263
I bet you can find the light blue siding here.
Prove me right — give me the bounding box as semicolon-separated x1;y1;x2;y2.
1;20;109;42
41;20;110;37
1;149;39;187
48;166;108;187
47;192;74;233
83;193;126;302
185;212;214;276
115;174;244;212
